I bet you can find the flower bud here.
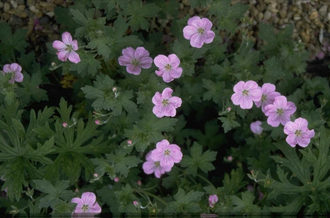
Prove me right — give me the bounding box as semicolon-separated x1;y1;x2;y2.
114;177;119;182
63;123;68;128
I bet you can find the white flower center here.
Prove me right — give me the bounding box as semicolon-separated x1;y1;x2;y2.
276;108;284;115
162;99;169;106
82;204;89;212
261;94;267;102
295;129;302;136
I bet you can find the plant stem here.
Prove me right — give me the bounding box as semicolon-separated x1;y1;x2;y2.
133;188;168;206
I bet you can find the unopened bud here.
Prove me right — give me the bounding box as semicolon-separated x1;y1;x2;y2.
51;62;56;67
127;140;132;146
133;201;139;206
63;123;68;128
93;173;98;178
112;87;117;92
95;120;101;125
227;156;233;162
137;180;142;186
114;177;119;182
226;107;231;112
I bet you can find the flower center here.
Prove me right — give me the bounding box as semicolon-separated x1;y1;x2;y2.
164;149;170;156
165;64;172;71
261;94;267;102
197;28;204;34
132;59;139;66
65;44;73;51
242;90;249;96
82;204;89;212
154;161;160;167
295;129;302;136
276;108;284;115
162;99;169;106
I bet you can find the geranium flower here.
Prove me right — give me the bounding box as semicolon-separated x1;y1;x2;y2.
118;47;153;75
2;63;23;83
254;83;281;113
53;32;80;64
152;87;182;118
231;81;262;109
284;117;315;147
264;96;296;127
183;16;215;48
209;195;218;208
250;121;263;135
154;54;182;83
142;151;172;178
71;192;101;215
151;139;182;168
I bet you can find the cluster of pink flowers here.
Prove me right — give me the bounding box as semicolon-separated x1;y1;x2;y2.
231;81;315;147
143;139;182;178
71;192;101;215
2;63;23;83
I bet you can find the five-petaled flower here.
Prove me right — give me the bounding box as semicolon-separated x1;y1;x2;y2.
154;54;182;83
151;139;183;168
71;192;101;215
209;195;218;208
53;32;81;64
264;96;296;127
118;47;153;75
254;83;281;113
284;117;315;147
250;121;263;135
231;81;262;109
152;87;182;118
2;63;23;83
183;16;215;48
142;151;172;178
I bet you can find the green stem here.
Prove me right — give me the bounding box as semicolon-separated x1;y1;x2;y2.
133;188;168;206
196;174;215;189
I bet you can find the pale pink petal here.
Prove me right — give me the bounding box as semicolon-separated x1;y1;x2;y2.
68;51;81;64
61;32;73;45
72;40;79;50
162;72;174;83
245;80;258;90
241;96;253;109
190;33;204;48
10;63;22;73
170;150;183;163
89;203;101;214
284;122;296;134
249;89;262;101
71;197;83;205
297;137;310;147
170;68;182;79
81;192;96;205
14;72;23;82
143;161;156;174
154;167;163;178
122;47;135;59
250;121;263;135
152;92;162;105
157;139;170;149
154;55;169;68
304;129;315;138
286;134;297;147
231;93;243;106
57;51;69;61
233;81;245;92
295;118;308;130
285;102;297;114
164;105;176;117
201;18;213;30
127;64;141;75
162;88;173;99
274;96;287;108
3;64;11;73
188;16;201;27
134;47;149;60
145;151;152;161
168;54;180;68
118;56;133;66
53;40;66;50
139;57;153;69
151;149;165;162
155;69;164;76
203;30;215;44
153;105;165;118
169;96;182;108
183;26;198;40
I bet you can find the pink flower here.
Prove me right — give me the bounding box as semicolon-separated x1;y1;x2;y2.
284;117;315;147
114;177;120;182
118;47;153;75
95;120;101;125
2;63;23;83
231;81;262;109
209;195;218;208
142;151;172;178
152;88;182;118
62;122;68;128
52;32;80;64
254;83;281;113
71;192;101;215
183;16;215;48
250;121;263;135
151;139;183;168
264;96;296;127
154;54;182;83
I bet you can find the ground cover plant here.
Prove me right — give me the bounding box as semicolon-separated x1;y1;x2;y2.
1;0;330;216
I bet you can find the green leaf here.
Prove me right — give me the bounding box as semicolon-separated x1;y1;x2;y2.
105;151;142;178
70;51;101;76
202;79;225;104
122;0;161;31
219;115;241;133
231;191;261;215
190;0;212;9
181;142;217;175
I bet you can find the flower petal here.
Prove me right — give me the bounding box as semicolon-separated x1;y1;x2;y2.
14;72;23;82
127;64;141;75
152;92;162;105
169;96;182;108
53;40;66;51
153;105;165;118
168;54;180;68
162;88;173;99
187;16;201;27
154;55;168;68
118;56;132;66
89;202;102;214
71;197;83;205
164;105;176;117
81;192;96;206
122;47;135;59
139;57;153;69
134;47;149;60
286;134;297;147
203;30;215;44
57;51;69;61
190;33;204;48
62;32;73;45
183;26;197;40
68;51;81;64
170;67;182;79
